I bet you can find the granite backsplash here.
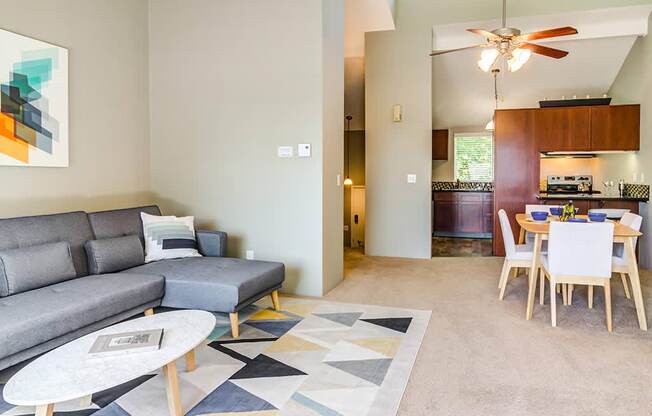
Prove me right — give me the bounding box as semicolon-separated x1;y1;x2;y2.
432;181;494;191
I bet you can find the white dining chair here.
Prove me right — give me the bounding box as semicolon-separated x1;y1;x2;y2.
540;221;615;331
523;204;561;245
586;212;642;304
497;209;536;300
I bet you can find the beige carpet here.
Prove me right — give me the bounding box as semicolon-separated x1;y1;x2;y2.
326;249;652;416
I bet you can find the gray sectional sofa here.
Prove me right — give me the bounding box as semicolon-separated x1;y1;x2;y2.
0;205;284;371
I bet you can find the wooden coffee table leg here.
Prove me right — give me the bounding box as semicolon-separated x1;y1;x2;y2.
163;361;183;416
35;404;54;416
185;349;197;372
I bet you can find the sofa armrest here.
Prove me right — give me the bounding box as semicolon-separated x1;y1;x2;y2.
196;230;228;257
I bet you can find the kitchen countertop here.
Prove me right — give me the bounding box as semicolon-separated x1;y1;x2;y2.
537;193;648;202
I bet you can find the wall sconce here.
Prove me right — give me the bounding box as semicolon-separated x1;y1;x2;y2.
393;104;402;122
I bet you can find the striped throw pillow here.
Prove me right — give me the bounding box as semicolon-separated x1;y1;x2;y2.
141;212;202;263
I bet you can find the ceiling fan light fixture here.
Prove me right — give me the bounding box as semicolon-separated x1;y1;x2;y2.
477;48;499;72
507;48;531;72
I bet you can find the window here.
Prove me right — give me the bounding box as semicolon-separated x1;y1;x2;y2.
454;133;493;182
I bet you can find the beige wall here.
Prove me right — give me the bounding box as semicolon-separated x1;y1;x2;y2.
602;13;652;267
366;22;432;259
345;57;365;130
149;0;343;296
0;0;152;218
321;0;345;294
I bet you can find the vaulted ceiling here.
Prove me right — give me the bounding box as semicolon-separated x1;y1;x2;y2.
432;5;652;129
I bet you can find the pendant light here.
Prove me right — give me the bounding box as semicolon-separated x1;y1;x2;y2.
344;115;353;186
486;68;500;131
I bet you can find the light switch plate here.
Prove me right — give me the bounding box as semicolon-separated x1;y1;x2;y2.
343;225;350;231
407;174;417;184
298;143;311;157
278;146;293;158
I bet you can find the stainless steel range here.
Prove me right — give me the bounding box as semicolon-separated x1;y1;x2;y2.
546;175;597;195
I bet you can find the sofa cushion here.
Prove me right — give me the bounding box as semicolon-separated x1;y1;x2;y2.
0;242;77;297
88;205;161;242
0;273;165;359
124;257;284;312
85;235;145;274
0;211;94;277
141;212;201;263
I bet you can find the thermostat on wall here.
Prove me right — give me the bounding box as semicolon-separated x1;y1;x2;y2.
277;146;293;158
298;144;311;157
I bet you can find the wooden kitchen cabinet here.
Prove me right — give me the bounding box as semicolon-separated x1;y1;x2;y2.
535;107;591;152
590;105;640;151
432;129;448;160
433;192;493;236
493;109;540;256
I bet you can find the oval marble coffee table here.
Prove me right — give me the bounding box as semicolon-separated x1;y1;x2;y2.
3;310;216;416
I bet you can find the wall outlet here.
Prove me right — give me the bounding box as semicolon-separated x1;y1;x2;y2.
407;174;417;184
343;225;349;231
246;250;255;260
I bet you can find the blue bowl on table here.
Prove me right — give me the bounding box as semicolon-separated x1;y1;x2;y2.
531;211;549;221
567;217;588;223
549;207;563;216
588;212;608;222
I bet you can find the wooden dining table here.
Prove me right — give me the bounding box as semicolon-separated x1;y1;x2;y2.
516;213;647;330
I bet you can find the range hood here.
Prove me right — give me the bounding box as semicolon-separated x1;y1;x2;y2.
541;150;636;158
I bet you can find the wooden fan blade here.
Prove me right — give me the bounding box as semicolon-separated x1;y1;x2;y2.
467;28;500;40
521;42;569;59
430;44;485;56
518;26;578;42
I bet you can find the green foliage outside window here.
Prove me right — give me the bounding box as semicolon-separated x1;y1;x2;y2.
454;134;493;181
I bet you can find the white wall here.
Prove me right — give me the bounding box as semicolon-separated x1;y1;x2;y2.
0;0;151;217
601;13;652;267
149;0;343;296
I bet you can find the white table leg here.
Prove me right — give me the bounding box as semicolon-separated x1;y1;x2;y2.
35;404;54;416
163;361;183;416
526;233;542;320
625;237;647;330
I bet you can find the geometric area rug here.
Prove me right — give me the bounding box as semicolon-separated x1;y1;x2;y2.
0;297;431;416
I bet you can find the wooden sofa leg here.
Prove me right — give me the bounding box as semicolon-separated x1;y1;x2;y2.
230;312;239;338
144;308;154;316
271;290;281;311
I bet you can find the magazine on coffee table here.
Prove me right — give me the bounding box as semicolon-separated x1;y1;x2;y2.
88;329;164;358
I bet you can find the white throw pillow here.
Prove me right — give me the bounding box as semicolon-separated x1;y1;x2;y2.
141;212;202;263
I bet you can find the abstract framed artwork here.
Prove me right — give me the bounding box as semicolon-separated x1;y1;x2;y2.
0;28;68;167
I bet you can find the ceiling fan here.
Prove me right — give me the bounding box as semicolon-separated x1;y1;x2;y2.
430;0;578;72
